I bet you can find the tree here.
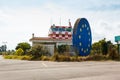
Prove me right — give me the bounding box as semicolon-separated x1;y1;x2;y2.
92;38;113;55
100;38;108;55
0;45;7;52
16;42;31;54
100;39;113;55
92;42;101;54
106;41;113;54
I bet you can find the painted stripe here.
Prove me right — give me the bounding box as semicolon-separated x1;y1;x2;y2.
42;62;48;67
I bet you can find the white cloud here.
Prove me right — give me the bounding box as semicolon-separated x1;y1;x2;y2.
0;3;74;50
70;10;120;43
0;0;120;50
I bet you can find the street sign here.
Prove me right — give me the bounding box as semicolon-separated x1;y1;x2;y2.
115;36;120;42
115;36;120;54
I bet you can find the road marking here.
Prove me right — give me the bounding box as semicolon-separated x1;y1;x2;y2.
42;62;48;67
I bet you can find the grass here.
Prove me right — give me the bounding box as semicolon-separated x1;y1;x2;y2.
4;55;33;60
3;53;120;61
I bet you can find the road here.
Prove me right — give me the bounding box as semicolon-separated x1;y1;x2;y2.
0;55;120;80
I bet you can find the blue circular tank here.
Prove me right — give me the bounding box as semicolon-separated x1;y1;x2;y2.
72;18;92;56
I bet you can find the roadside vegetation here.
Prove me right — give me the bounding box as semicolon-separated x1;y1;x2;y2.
3;38;120;61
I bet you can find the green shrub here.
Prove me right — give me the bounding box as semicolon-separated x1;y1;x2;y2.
51;53;71;61
19;56;32;60
29;45;50;58
108;48;119;60
0;52;2;55
15;48;24;56
85;54;109;61
4;55;32;60
4;55;12;59
4;51;120;61
12;55;18;59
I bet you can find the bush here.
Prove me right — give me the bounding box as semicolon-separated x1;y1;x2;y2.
77;56;86;61
57;55;70;61
86;54;109;61
57;45;70;55
15;48;24;56
41;56;50;61
108;48;120;60
20;56;32;60
4;55;32;60
70;56;78;61
51;53;111;62
29;45;50;58
0;52;2;55
4;55;13;59
57;45;67;54
4;49;120;61
51;53;59;61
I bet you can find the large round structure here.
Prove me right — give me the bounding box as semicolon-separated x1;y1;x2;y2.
72;18;92;56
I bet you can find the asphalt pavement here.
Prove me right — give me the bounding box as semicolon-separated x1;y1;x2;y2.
0;55;120;80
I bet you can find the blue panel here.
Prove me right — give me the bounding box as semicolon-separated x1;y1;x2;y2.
115;36;120;42
72;18;92;56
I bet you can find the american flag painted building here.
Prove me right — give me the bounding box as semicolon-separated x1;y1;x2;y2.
48;20;72;39
30;20;73;55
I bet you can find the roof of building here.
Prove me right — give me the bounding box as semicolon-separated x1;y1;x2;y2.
52;26;72;28
29;37;71;41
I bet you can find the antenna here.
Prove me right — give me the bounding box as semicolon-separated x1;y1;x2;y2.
59;17;61;26
68;19;72;27
50;17;53;26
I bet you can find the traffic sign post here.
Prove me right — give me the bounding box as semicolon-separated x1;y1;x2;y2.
115;36;120;54
117;41;120;55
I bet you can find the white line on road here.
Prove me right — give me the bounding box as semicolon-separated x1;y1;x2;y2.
42;62;48;67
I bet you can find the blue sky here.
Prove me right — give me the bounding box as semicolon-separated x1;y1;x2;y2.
0;0;120;50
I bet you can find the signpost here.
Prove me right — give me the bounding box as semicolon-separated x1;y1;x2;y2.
115;36;120;54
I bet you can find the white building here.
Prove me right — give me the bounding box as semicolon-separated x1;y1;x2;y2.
29;20;73;55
